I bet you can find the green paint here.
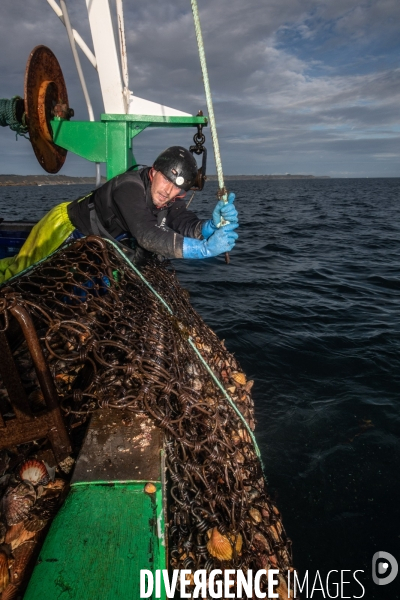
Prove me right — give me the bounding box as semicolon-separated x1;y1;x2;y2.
51;114;208;180
101;114;207;126
51;119;107;162
104;120;134;179
24;482;166;600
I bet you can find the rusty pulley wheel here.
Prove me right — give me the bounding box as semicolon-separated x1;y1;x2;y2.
24;46;70;174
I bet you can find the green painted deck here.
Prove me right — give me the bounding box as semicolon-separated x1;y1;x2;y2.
24;411;166;600
24;482;166;599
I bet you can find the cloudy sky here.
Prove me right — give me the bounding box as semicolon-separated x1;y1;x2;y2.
1;0;399;177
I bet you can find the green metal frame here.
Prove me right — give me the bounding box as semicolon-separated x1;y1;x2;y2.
51;114;208;180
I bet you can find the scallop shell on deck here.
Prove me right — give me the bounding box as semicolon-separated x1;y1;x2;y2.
19;459;49;486
24;516;48;533
5;522;36;549
9;542;36;584
144;483;156;494
0;551;10;594
1;583;19;600
44;478;66;491
1;483;36;526
4;522;24;546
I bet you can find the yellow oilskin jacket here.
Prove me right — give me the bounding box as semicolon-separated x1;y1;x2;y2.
0;202;74;284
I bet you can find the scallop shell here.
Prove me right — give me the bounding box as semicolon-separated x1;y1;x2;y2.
192;379;202;392
276;575;290;600
247;488;260;502
231;532;243;555
30;494;60;521
256;553;270;570
11;527;37;550
1;483;36;526
206;528;233;561
252;532;270;552
24;516;48;533
245;380;254;392
9;542;36;584
249;508;262;523
206;528;242;561
5;522;36;550
1;583;19;600
4;523;24;546
0;551;9;594
19;460;49;486
144;483;156;494
235;451;245;464
43;478;66;492
269;524;281;543
269;553;278;567
238;429;251;443
55;373;76;384
232;372;246;385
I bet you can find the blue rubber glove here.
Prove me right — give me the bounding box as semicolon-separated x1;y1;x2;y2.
201;219;217;239
212;193;238;228
183;224;238;259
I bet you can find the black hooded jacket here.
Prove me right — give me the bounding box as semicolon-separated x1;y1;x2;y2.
67;167;204;258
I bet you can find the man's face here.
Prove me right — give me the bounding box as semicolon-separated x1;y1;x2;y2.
150;169;182;208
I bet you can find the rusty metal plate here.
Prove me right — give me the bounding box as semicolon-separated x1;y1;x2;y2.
24;46;68;173
71;409;163;484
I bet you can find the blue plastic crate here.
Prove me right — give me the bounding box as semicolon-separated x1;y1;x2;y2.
0;232;29;259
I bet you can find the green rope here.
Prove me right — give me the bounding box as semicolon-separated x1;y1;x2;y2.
0;96;29;139
104;239;264;465
191;0;227;204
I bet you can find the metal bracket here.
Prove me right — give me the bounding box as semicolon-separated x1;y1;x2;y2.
0;298;71;462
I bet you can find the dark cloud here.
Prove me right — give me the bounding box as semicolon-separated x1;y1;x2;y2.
0;0;398;177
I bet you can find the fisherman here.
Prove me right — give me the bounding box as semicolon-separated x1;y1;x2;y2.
0;146;238;283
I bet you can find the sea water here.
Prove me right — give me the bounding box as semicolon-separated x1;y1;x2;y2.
1;178;399;599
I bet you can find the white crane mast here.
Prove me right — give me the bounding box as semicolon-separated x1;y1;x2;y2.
47;0;191;117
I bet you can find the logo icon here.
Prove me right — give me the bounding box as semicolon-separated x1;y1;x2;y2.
372;552;398;586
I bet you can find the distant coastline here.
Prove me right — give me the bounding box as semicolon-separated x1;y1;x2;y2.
207;174;330;181
0;174;330;186
0;175;106;187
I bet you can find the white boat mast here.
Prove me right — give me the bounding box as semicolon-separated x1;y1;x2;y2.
47;0;191;117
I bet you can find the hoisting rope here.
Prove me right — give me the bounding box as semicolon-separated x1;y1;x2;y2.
190;0;227;204
0;97;29;139
191;1;231;264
